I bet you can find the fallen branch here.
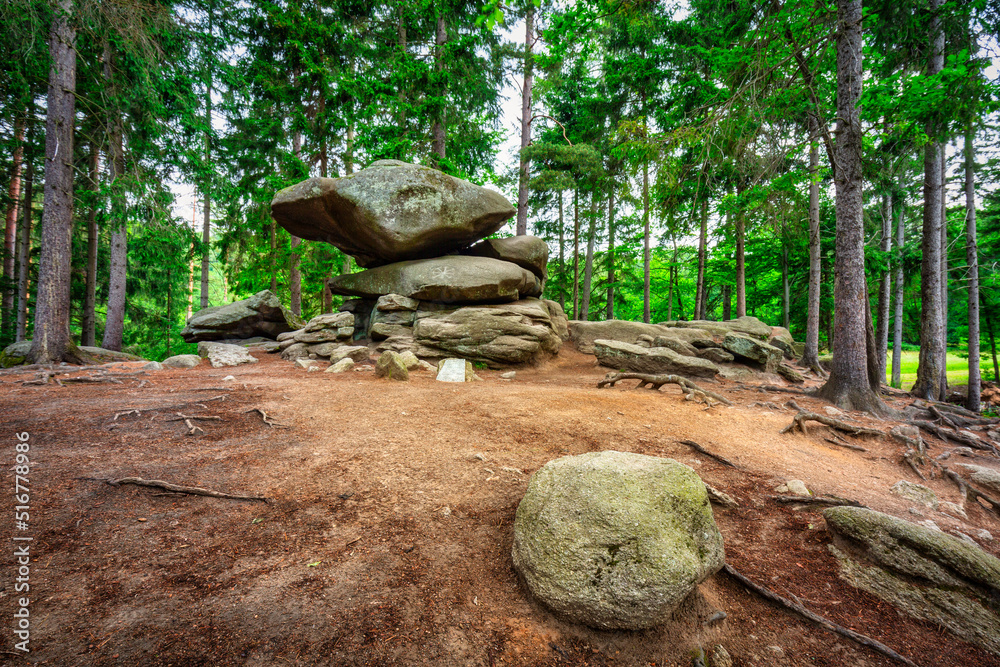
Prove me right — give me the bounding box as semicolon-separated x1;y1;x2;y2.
110;395;228;419
722;563;921;667
677;439;739;468
245;408;289;428
771;494;865;508
59;375;123;384
749;384;811;395
705;483;738;508
598;372;732;406
164;413;223;422
77;476;268;502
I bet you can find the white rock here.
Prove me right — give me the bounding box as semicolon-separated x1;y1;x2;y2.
295;358;318;369
198;342;258;368
142;361;163;371
890;480;939;510
940;501;967;520
786;480;810;496
222;375;236;382
500;371;516;379
161;354;202;369
823;406;843;417
436;358;468;383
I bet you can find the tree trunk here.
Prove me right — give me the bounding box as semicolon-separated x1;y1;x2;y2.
606;183;615;319
965;127;980;411
817;0;884;414
431;12;447;161
572;189;579;319
30;0;79;364
722;284;731;321
187;199;196;320
516;2;534;236
15;130;34;343
939;148;948;398
269;219;278;293
81;142;99;346
581;194;598;320
200;170;211;308
558;191;565;311
666;236;675;321
2;114;25;339
397;4;408;132
695;197;707;320
803;115;822;370
912;0;945;400
102;120;127;352
983;294;999;383
781;241;790;330
875;192;892;385
735;182;746;317
642;161;651;323
891;197;905;388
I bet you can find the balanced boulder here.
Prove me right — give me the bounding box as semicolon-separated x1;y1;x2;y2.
181;290;302;343
328;255;542;304
512;451;725;630
824;506;1000;654
462;235;549;279
271;160;515;268
720;333;782;372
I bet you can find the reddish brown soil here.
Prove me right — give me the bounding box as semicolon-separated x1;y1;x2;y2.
1;349;998;666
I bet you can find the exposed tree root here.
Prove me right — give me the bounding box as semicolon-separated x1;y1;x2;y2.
597;372;732;406
942;467;1000;517
745;383;811;395
722;563;921;667
77;476;268;502
823;437;867;452
771;494;865;508
908;420;996;454
781;411;884;438
245;408;289;428
677;439;739;468
111;395;228;420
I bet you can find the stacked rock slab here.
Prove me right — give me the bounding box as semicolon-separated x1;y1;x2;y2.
570;315;804;381
271;160;564;366
182;290;303;343
278;312;358;361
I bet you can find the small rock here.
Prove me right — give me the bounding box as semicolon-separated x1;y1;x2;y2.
398;350;420;370
222;375;236;382
330;345;371;363
326;358;355;373
197;342;258;368
975;529;994;541
418;360;436;372
500;371;516;379
774;484;789;493
823;406;843;417
766;646;784;657
786;480;810;496
940;501;968;520
918;519;942;531
375;351;409;381
436;358;475;383
891;480;939;510
307;366;321;372
704;610;727;625
295;358;318;369
161;354;202;369
142;361;163;371
710;645;733;667
953;532;979;546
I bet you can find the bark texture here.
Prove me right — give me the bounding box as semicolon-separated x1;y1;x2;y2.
82;143;99;347
965;128;980;412
15;134;34;343
431;13;447;160
30;0;78;364
875;192;892;384
2;115;25;338
803;116;822;370
817;0;885;414
101;50;127;353
891;197;905;388
911;0;945;400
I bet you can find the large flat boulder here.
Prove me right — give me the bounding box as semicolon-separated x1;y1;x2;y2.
197;342;259;368
593;340;718;378
413;298;562;367
568;320;696;354
328;255;542;304
513;451;725;630
824;506;1000;654
462;235;548;279
660;316;773;340
181;290;303;343
271;160;515;268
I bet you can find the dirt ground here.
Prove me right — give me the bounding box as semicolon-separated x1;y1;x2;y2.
1;347;998;667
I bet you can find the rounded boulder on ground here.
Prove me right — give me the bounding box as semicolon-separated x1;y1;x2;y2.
512;451;725;630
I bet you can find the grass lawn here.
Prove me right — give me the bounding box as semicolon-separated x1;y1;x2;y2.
888;350;969;390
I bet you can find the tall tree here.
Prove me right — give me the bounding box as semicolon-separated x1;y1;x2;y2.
516;0;535;236
911;0;946;400
817;0;884;413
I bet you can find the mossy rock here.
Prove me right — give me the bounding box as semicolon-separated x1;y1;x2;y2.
513;451;725;630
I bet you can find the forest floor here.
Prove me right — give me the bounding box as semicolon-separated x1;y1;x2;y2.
1;348;998;667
